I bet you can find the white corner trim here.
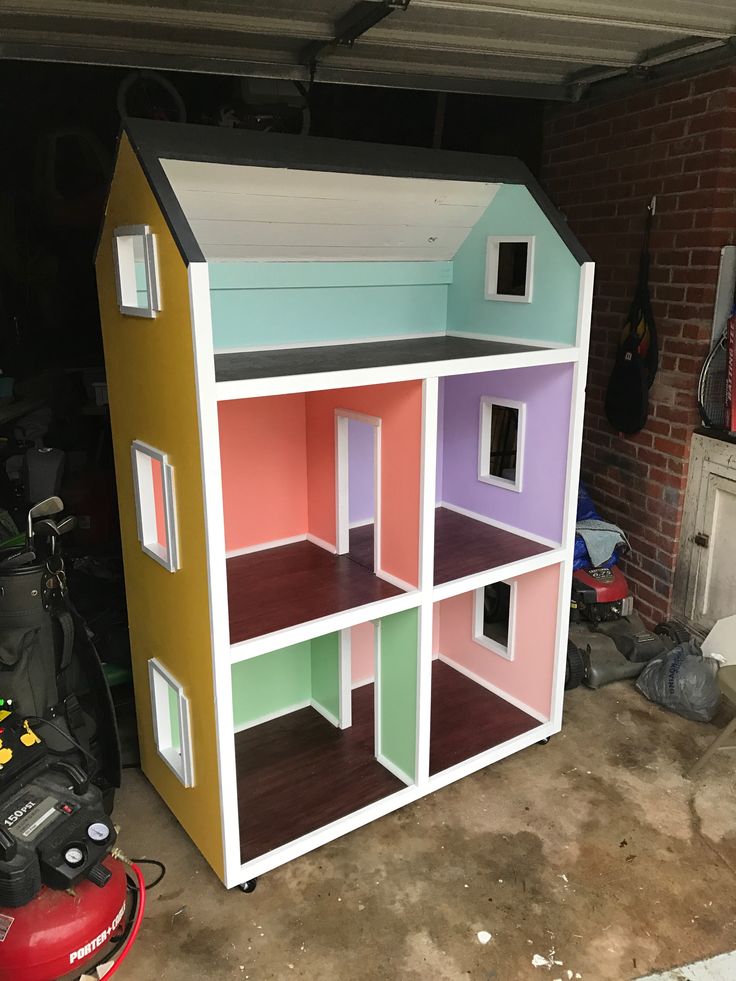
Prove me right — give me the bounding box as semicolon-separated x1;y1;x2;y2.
226;534;306;558
233;699;312;734
376;752;415;787
310;698;341;729
375;569;416;593
478;395;526;493
437;653;549;723
438;500;561;550
445;330;573;351
306;533;337;554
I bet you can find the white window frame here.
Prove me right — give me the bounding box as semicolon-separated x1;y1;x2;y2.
473;580;516;661
113;224;161;318
131;440;179;572
478;396;525;493
148;658;194;787
485;235;535;303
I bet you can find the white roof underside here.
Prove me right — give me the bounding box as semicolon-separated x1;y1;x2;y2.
160;157;500;261
3;1;735;100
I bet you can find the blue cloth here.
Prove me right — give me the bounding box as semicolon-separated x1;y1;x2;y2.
573;483;622;570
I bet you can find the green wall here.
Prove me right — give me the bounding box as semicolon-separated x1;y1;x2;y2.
208;261;451;350
446;183;580;346
311;632;340;722
231;641;311;729
378;607;419;782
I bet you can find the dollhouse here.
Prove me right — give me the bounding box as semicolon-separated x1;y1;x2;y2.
96;119;592;890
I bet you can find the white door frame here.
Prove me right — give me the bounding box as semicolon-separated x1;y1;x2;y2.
335;409;382;573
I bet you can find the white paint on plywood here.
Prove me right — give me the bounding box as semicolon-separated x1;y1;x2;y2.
159;158;499;261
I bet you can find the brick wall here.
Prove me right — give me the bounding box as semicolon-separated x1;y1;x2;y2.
542;67;736;626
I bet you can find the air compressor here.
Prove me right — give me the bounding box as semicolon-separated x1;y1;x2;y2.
0;703;143;980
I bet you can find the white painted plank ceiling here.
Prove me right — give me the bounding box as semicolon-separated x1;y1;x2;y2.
161;158;499;262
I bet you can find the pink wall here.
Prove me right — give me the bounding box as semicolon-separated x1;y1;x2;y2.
218;395;308;552
151;457;167;548
436;563;561;719
306;381;423;587
350;621;375;686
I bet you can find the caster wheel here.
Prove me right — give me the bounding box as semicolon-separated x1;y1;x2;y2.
537;737;551;745
239;879;258;894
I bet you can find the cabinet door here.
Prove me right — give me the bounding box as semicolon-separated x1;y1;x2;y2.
690;472;736;631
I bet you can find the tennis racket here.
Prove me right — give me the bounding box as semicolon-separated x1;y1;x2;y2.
697;329;728;428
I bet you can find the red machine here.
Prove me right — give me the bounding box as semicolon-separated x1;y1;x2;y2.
0;858;128;981
570;564;633;623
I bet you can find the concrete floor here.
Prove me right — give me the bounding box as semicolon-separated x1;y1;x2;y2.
115;682;736;981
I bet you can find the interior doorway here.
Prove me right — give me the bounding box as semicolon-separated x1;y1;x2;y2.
335;410;381;573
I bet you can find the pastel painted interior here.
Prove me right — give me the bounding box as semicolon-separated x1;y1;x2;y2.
231;606;420;857
435;562;561;720
437;364;574;544
204;182;580;351
218;380;423;588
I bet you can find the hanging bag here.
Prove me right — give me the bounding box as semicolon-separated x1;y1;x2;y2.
605;200;659;434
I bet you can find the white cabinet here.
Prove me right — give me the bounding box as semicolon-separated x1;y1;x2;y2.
674;434;736;634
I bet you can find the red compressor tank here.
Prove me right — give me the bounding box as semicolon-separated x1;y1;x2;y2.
0;857;128;981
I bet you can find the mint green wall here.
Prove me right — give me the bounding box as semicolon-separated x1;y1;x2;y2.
378;607;419;782
209;261;451;350
311;632;340;722
231;642;311;729
446;184;579;346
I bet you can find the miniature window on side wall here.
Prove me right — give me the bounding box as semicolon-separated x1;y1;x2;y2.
148;658;194;787
131;440;179;572
485;236;534;302
113;225;160;318
478;397;525;492
473;581;516;661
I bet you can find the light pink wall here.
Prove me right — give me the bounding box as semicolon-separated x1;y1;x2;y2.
436;563;561;719
218;395;308;552
305;381;423;588
350;621;375;686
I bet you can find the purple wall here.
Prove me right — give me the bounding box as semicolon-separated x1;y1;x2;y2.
348;418;375;525
440;364;574;543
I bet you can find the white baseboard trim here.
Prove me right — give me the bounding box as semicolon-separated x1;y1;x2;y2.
437;652;549;724
310;699;341;728
215;331;444;355
438;501;561;551
349;519;374;530
226;534;306;558
351;677;374;690
376;752;414;787
376;568;416;593
306;533;337;554
233;699;312;733
445;330;573;351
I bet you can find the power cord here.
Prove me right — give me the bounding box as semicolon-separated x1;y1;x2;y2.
24;715;97;765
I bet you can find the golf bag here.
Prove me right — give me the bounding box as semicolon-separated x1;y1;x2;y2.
0;558;121;794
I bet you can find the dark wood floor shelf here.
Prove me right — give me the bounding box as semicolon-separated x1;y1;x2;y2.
434;507;552;586
215;335;550;383
236;684;404;861
429;660;540;775
227;540;404;644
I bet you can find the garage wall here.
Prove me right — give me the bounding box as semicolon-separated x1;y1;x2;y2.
542;66;736;626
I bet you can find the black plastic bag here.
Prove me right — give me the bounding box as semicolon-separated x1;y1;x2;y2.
636;642;720;723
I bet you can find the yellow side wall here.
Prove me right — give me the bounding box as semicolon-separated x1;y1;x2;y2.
95;136;224;879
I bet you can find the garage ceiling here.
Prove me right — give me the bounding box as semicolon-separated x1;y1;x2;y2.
1;0;735;101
